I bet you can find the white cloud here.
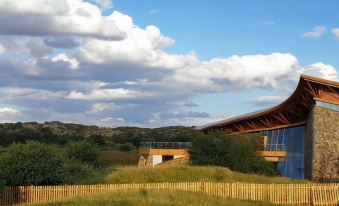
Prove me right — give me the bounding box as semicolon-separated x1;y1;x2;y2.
86;103;115;114
168;53;299;91
0;0;337;127
0;0;69;15
246;95;287;107
0;107;20;115
0;43;6;54
0;0;125;39
51;53;80;69
332;28;339;39
0;87;64;100
302;26;326;38
76;24;185;69
66;88;150;101
95;0;112;9
26;38;51;57
300;62;338;81
98;117;125;127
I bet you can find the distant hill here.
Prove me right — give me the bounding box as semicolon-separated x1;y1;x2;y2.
0;121;200;147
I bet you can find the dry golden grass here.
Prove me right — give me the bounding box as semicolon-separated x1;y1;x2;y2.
105;165;308;184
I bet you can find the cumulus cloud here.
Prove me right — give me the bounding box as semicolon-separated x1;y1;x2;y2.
332;28;339;39
300;62;338;81
44;37;81;48
26;38;52;57
0;43;6;54
0;0;125;39
0;107;20;115
76;24;181;69
94;0;113;9
168;53;299;91
302;26;326;38
51;53;80;69
246;95;287;107
66;88;150;101
0;0;337;127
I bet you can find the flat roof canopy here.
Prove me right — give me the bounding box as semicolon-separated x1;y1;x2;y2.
198;75;339;133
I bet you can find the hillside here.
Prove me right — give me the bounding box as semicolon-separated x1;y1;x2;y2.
0;121;199;146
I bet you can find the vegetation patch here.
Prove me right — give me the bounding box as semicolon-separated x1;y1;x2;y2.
190;131;277;176
105;166;307;184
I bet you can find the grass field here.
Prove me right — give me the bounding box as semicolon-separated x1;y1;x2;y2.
105;166;308;184
34;189;275;206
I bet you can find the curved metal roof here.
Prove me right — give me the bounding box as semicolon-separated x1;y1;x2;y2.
198;75;339;133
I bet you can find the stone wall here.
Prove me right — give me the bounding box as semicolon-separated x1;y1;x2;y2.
305;105;339;182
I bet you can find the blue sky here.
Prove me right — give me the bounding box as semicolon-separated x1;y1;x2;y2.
112;0;339;118
0;0;338;127
115;0;339;64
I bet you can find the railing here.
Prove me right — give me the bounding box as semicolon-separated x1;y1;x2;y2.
139;142;192;149
0;182;338;205
261;144;287;151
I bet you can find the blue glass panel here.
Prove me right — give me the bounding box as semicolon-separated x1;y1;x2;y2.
257;125;305;179
315;100;339;112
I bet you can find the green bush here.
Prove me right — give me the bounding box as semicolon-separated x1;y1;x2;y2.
65;141;99;166
190;131;276;176
63;162;94;184
119;143;132;152
0;177;5;194
0;141;65;186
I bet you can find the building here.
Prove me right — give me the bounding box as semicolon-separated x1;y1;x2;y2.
138;142;191;167
198;75;339;181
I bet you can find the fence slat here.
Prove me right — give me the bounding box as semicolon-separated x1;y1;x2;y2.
1;182;338;205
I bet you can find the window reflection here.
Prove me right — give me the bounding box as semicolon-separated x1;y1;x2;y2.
316;100;339;112
250;125;305;179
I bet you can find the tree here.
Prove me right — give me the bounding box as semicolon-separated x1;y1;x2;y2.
119;143;132;152
190;131;276;176
65;141;99;165
88;134;106;145
0;141;65;186
0;176;5;194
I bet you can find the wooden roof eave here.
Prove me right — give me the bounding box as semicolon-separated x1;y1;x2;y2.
200;75;339;132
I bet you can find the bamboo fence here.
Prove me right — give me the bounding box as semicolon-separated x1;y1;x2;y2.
0;182;338;205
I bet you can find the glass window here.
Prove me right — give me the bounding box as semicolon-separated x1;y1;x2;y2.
316;100;339;112
255;125;305;179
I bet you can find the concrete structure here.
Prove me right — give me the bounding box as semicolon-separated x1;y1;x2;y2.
199;75;339;181
138;142;191;167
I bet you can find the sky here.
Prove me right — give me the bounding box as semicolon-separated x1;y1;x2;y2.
0;0;338;128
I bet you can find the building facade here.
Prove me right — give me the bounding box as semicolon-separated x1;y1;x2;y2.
138;142;191;167
199;75;339;181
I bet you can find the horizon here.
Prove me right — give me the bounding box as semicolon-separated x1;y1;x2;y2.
0;0;339;128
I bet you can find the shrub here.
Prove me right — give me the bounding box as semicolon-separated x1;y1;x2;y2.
190;131;276;176
65;141;99;165
88;134;106;145
0;177;5;194
63;162;94;184
119;143;132;152
0;141;65;186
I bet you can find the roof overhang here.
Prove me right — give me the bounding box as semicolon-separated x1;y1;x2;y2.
198;75;339;133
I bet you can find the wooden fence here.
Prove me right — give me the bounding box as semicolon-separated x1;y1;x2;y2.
1;182;338;205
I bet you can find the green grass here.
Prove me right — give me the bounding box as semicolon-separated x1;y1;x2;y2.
106;166;308;184
34;189;275;206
